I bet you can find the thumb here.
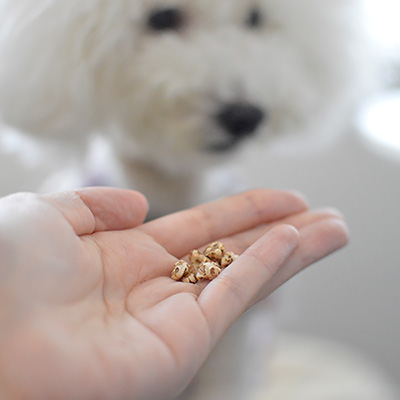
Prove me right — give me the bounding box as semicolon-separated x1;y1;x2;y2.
42;187;149;235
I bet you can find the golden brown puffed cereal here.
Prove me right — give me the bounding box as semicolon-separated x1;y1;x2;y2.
171;260;190;280
195;270;206;281
182;273;197;284
203;261;221;280
203;241;225;263
220;251;239;268
172;242;239;284
189;249;211;266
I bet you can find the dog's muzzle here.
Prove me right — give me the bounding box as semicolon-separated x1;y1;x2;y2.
209;102;265;152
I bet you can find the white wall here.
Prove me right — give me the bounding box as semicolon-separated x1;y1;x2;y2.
238;118;400;386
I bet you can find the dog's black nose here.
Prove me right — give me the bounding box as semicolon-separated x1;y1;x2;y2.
216;103;265;138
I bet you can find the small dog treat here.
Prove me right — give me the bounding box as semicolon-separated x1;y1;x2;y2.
182;273;197;283
171;260;190;280
194;261;207;281
220;251;239;268
203;261;221;280
189;249;210;266
204;241;225;263
171;242;239;284
196;269;206;281
195;261;220;281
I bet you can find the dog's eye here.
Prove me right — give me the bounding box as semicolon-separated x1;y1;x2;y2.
246;7;263;29
147;7;185;32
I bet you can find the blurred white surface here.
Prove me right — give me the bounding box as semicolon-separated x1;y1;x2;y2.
0;136;49;196
358;90;400;159
363;0;400;53
258;333;398;400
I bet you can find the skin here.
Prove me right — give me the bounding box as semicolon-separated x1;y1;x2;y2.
0;188;348;400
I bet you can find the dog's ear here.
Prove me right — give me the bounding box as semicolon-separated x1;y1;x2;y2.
0;0;134;146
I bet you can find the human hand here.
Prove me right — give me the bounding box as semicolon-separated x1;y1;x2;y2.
0;188;348;400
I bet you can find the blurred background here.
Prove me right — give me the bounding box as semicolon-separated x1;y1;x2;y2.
0;0;399;398
244;0;400;395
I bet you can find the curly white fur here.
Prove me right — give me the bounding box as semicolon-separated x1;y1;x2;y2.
0;0;374;214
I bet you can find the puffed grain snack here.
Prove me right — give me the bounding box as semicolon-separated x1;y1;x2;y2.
221;251;239;268
171;260;190;281
189;249;211;266
203;261;221;280
204;241;225;263
171;241;238;284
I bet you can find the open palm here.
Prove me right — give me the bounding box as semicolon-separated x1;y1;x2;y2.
0;188;348;400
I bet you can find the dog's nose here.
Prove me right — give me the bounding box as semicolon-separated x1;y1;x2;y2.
215;103;265;138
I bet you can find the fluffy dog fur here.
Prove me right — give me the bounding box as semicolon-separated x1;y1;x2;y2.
0;1;375;399
0;0;372;215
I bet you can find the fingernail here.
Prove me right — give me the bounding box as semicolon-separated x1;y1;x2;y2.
269;224;300;250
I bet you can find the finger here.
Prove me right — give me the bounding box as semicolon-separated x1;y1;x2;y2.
253;218;349;303
257;207;344;233
135;209;340;283
42;187;149;235
139;189;307;258
223;208;344;254
197;225;299;346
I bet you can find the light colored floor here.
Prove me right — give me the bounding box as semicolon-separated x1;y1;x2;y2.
255;332;398;400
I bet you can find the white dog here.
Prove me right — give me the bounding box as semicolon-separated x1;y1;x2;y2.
0;1;374;398
0;0;372;216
